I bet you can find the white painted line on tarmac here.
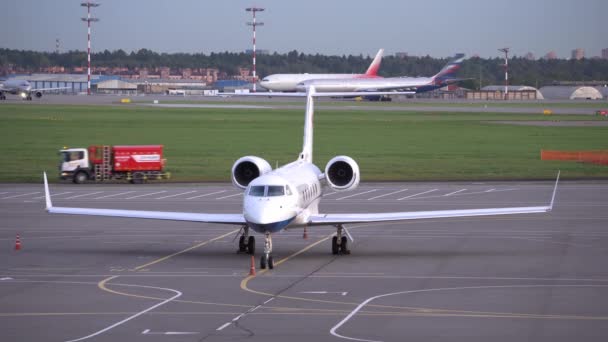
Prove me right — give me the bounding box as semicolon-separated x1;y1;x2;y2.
64;279;182;342
65;191;104;199
336;189;378;201
216;322;232;331
33;191;72;199
397;189;437;200
186;190;226;199
0;192;7;195
443;189;467;197
216;192;243;199
142;329;198;335
155;191;197;199
125;191;167;199
94;191;135;199
1;192;40;199
368;188;408;200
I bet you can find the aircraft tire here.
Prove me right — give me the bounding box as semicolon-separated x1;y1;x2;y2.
238;236;246;252
268;255;274;269
331;236;339;255
260;254;267;269
247;236;255;255
340;236;350;255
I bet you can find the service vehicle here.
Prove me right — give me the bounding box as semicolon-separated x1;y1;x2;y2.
59;145;169;184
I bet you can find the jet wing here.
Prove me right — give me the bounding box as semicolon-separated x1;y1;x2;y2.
43;173;245;225
309;172;559;226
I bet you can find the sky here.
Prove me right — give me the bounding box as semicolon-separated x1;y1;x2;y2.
1;0;606;59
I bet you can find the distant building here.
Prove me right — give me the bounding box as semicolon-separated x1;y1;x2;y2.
571;48;584;60
544;51;557;60
602;48;608;59
524;52;535;61
395;52;409;59
540;86;603;100
481;85;544;100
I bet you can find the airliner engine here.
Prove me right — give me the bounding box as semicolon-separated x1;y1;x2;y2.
231;156;272;189
324;156;360;191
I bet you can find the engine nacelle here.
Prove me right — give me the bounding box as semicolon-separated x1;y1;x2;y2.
231;156;272;189
324;155;360;191
35;92;43;98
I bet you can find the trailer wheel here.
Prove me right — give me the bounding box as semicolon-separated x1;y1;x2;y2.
73;171;88;184
131;172;144;184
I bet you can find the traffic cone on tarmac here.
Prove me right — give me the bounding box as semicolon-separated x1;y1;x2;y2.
15;234;21;251
249;255;256;276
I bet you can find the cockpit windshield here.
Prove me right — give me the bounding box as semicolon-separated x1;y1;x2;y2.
248;185;292;197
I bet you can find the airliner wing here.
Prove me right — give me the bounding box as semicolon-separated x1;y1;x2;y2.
309;173;559;226
43;173;245;225
219;91;414;97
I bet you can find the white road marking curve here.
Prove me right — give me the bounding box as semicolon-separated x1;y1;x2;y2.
64;276;182;342
330;284;608;342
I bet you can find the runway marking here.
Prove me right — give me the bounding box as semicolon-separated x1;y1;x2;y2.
141;329;198;335
367;189;408;200
125;191;167;199
216;322;232;331
397;189;437;200
216;192;243;199
442;189;467;197
155;191;197;199
94;191;135;199
301;291;348;296
336;189;378;201
1;191;40;199
65;191;104;199
33;191;72;199
186;190;226;199
65;277;182;342
330;284;608;342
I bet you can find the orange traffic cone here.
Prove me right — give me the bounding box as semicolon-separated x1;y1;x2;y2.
249;255;256;276
15;234;21;251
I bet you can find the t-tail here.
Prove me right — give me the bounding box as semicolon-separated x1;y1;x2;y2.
299;86;316;163
431;53;466;84
363;49;384;77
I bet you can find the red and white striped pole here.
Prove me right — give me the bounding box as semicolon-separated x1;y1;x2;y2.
246;7;264;93
81;2;100;96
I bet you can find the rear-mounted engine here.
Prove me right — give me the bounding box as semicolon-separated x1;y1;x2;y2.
324;155;360;191
231;156;272;189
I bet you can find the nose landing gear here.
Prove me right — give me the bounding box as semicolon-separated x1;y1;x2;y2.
260;232;274;269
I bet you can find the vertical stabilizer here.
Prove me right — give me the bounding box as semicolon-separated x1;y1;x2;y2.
364;49;384;77
431;53;466;81
300;86;316;162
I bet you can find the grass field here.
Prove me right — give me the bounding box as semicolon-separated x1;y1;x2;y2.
0;103;607;182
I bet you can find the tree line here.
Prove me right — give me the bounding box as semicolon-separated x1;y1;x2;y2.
2;48;608;89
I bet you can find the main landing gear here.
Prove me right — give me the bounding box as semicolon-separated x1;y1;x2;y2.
260;232;274;270
332;224;351;255
237;226;255;255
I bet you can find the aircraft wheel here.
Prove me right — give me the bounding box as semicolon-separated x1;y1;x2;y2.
268;255;274;269
331;236;339;255
238;236;246;253
340;236;350;255
260;254;267;269
247;236;255;255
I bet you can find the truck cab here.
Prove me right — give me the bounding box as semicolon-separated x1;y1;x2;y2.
59;148;91;183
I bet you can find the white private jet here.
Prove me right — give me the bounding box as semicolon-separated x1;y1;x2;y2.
0;79;69;101
43;86;559;269
259;49;384;92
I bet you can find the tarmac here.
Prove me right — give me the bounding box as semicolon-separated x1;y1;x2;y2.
1;93;605;115
1;180;607;341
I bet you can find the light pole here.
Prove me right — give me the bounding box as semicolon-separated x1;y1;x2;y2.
246;7;264;92
498;47;509;100
81;2;100;95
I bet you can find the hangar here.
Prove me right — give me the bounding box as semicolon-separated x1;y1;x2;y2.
481;85;544;100
539;86;603;100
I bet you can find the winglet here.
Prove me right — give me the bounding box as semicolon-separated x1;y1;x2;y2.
548;170;560;211
43;172;53;210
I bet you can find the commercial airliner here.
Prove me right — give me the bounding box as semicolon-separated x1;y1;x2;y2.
0;79;68;100
43;86;558;269
295;54;467;93
259;49;384;92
